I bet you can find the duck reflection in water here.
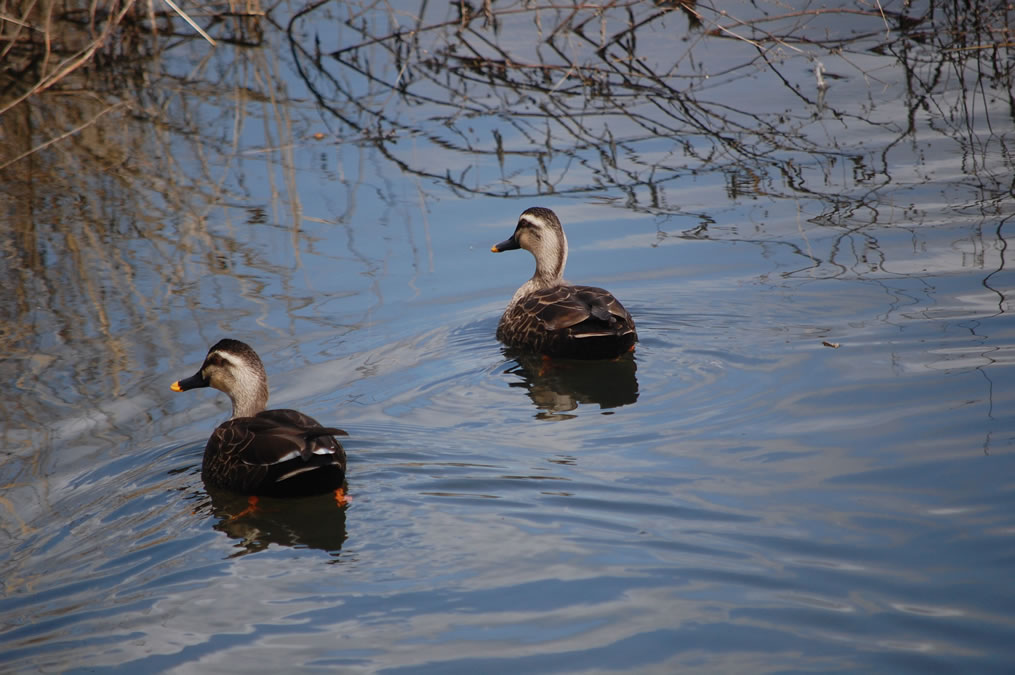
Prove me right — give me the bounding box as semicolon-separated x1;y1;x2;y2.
197;484;348;558
504;348;639;420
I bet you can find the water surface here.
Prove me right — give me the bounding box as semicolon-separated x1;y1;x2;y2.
1;1;1014;672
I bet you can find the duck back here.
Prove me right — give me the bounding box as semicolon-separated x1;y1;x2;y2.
497;284;636;359
201;409;348;496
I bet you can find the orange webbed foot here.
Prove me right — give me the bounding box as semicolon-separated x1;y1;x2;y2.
229;495;260;520
334;487;350;507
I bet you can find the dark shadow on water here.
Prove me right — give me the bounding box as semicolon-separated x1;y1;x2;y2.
199;484;348;558
503;349;639;420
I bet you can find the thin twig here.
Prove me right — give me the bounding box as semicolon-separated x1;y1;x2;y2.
161;0;218;46
875;0;891;39
0;102;129;171
945;42;1015;52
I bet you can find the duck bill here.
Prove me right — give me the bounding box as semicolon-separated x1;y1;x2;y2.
491;235;520;253
171;371;208;392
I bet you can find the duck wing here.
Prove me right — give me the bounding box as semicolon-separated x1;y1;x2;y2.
221;411;345;465
572;285;635;332
516;285;634;332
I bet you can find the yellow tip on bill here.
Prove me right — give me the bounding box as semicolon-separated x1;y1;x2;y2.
170;381;183;392
491;245;500;253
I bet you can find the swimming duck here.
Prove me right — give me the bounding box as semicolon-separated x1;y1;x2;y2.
491;207;637;359
171;338;347;498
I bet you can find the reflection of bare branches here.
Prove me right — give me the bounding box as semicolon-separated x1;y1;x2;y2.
287;0;1011;233
0;0;138;117
981;215;1011;316
0;101;128;170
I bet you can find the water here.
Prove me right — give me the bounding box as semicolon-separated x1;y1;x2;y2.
2;1;1014;672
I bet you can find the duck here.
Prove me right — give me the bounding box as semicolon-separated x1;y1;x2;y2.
491;207;637;359
171;338;348;499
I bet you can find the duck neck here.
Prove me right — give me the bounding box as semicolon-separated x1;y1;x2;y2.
530;235;567;290
227;377;269;419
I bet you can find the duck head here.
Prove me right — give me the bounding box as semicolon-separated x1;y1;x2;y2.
171;338;270;418
491;207;568;284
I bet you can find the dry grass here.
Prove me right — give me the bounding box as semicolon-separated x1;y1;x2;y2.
0;0;265;117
